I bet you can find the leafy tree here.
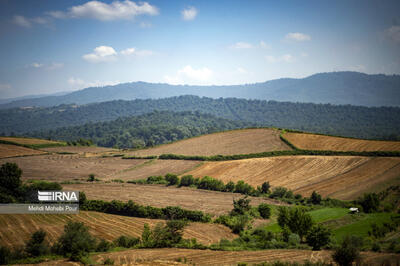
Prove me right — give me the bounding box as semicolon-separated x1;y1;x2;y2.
278;207;314;241
225;181;235;192
277;207;290;228
310;191;322;204
96;239;113;252
332;235;362;266
25;229;49;257
258;203;271;219
179;175;194;187
260;182;270;194
231;196;251;215
87;174;95;182
234;180;254;195
0;246;10;265
359;193;380;213
306;224;331;250
54;221;96;261
0;162;22;192
113;236;139;248
141;223;153;247
270;187;288;198
165;173;179;186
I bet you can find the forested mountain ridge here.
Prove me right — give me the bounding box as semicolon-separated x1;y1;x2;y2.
1;71;399;109
28;111;254;149
2;95;399;140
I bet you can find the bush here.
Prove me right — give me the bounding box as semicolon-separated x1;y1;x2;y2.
0;245;10;265
198;176;225;191
260;182;270;194
54;221;96;260
235;180;255;195
103;258;114;265
113;235;139;248
142;220;187;248
359;193;380;213
258;203;271;219
225;181;235;192
146;176;166;184
231;197;251;215
179;175;194;187
278;207;314;241
96;239;113;252
306;224;331;250
270;187;288;198
332;235;362;266
87;174;95;182
288;233;301;246
0;162;22;192
310;191;322;205
165;173;179;186
25;229;49;257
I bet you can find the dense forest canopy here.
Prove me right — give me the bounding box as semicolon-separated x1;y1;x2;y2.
1;95;399;140
28;111;253;149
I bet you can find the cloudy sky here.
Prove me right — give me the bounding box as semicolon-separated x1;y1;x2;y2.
0;0;399;98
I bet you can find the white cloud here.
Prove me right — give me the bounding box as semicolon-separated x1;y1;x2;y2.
120;47;154;56
50;0;158;21
265;54;294;63
181;7;197;21
285;32;311;41
237;67;248;74
164;65;213;85
13;15;32;28
83;46;117;63
229;42;253;49
31;62;44;68
384;25;400;44
68;77;120;89
259;41;270;49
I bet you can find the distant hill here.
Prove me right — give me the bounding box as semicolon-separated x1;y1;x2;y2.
3;96;399;140
1;72;399;108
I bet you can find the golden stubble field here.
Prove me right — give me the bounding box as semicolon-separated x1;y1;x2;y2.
0;211;235;248
0;143;47;159
185;156;400;200
128;128;291;157
63;183;285;216
284;132;400;151
0;137;63;146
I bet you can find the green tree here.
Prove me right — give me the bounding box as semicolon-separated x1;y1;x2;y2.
332;235;362;266
0;246;10;265
55;221;96;261
25;229;49;257
141;223;153;247
179;175;194;187
359;193;380;213
278;207;314;241
310;191;322;204
277;207;289;228
306;224;331;250
231;196;251;215
225;181;235;192
0;162;22;192
260;182;270;194
165;173;179;186
258;203;271;219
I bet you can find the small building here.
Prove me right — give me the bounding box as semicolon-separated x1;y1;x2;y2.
349;207;359;213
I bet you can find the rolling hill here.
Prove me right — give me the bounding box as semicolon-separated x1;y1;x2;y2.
1;72;399;109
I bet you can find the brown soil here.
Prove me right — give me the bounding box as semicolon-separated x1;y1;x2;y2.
0;211;235;248
0;144;46;159
186;156;400;200
63;183;285;216
0;137;63;145
285;132;400;152
128;128;291;157
40;146;118;155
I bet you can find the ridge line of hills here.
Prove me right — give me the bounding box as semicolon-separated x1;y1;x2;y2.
1;71;400;109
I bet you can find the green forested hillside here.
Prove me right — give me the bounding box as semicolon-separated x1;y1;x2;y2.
28;111;253;148
1;95;399;140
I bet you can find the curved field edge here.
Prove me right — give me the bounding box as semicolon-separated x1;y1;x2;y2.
184;156;400;200
283;132;400;152
0;211;235;248
0;143;47;159
0;137;66;149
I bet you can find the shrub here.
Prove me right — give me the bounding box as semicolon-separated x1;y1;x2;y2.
288;233;301;246
225;181;235;192
165;173;179;186
306;224;331;250
359;193;380;213
198;176;225;191
0;245;10;265
231;196;251;215
270;187;288;198
25;229;49;257
278;207;314;241
54;221;96;261
146;176;166;184
96;239;113;252
258;203;271;219
179;175;194;187
87;174;95;182
310;191;322;205
113;235;139;248
0;162;22;192
235;180;255;195
260;182;270;194
103;258;114;265
332;235;362;266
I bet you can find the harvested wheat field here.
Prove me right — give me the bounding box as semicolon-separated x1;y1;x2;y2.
186;156;400;200
0;136;64;146
0;211;235;248
128;128;291;157
284;132;400;152
92;248;399;266
40;146;118;155
0;143;46;159
63;183;284;216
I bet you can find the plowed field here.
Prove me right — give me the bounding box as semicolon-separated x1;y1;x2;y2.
128;129;291;157
284;132;400;151
0;143;46;159
63;183;284;216
0;212;235;248
186;156;400;200
0;137;63;146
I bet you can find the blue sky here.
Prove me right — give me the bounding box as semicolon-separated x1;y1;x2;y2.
0;0;399;98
